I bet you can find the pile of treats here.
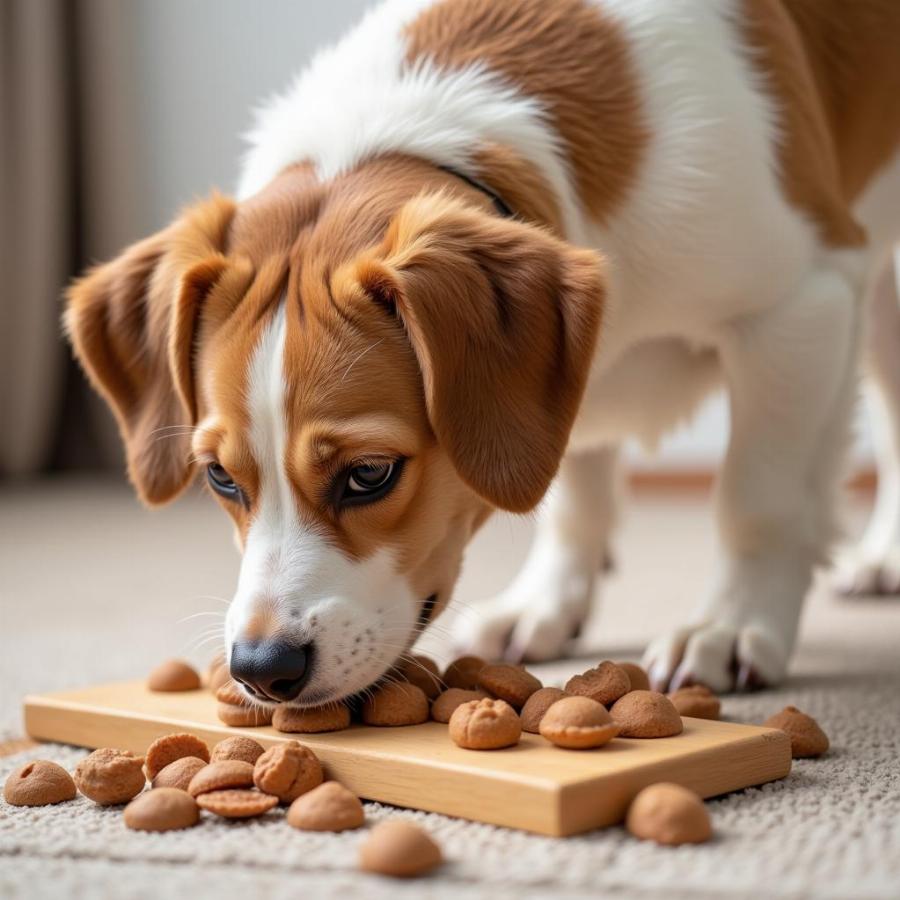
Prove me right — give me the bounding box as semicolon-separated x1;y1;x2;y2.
3;655;830;874
3;731;442;878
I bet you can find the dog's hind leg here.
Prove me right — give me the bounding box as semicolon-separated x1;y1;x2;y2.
836;248;900;595
644;265;862;691
453;444;621;662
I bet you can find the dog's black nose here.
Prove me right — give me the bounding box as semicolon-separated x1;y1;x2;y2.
229;640;311;702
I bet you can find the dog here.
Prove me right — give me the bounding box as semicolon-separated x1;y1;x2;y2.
65;0;900;704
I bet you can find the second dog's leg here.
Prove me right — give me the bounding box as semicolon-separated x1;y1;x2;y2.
836;250;900;595
454;445;620;662
645;268;861;691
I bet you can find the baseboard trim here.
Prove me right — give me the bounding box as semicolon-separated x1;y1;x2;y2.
628;468;877;492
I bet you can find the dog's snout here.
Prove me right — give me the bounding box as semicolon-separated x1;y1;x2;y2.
230;640;311;702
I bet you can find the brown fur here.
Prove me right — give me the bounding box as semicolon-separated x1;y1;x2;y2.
67;157;604;622
741;0;900;245
404;0;647;226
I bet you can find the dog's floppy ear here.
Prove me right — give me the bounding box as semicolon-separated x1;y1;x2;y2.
64;194;238;505
352;193;605;512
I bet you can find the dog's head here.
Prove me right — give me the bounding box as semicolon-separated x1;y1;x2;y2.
65;161;604;707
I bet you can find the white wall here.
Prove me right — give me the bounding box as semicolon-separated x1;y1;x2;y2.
99;0;872;471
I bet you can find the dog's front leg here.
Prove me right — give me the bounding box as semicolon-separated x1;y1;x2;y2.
454;445;620;662
645;267;862;691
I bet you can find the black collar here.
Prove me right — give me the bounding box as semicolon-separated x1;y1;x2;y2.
437;164;516;219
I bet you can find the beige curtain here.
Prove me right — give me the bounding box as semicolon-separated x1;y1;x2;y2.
0;0;138;478
0;0;71;475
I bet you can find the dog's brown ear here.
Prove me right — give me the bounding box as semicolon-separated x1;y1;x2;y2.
64;194;237;505
352;193;605;512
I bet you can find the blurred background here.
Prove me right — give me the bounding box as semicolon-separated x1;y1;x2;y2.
0;0;878;732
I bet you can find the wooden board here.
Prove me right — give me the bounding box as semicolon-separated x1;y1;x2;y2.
24;681;791;836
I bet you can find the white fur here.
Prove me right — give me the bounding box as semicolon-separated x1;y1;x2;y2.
224;304;419;705
237;0;583;239
234;0;900;691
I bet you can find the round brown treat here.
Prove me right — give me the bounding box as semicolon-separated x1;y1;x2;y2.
626;783;712;845
287;781;365;832
147;659;201;692
430;688;485;724
477;664;542;709
151;756;207;792
144;733;210;780
196;788;278;818
187;760;255;797
617;662;651;692
253;741;323;803
449;698;522;750
564;661;631;707
668;685;721;720
209;663;232;693
520;687;569;734
210;736;265;766
398;655;443;700
215;680;249;706
217;702;273;727
442;655;486;690
273;703;351;733
609;690;683;738
123;787;199;832
539;696;620;749
74;748;146;805
4;760;77;807
763;706;829;758
361;682;430;726
359;820;443;878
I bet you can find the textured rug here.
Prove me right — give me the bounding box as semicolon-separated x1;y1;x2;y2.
1;478;899;898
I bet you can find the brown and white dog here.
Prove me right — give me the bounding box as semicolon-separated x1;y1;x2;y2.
66;0;900;704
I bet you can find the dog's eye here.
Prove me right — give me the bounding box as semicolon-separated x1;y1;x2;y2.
341;460;402;506
207;463;241;501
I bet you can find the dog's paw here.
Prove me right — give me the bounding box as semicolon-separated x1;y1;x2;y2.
833;547;900;596
452;562;594;663
643;620;790;694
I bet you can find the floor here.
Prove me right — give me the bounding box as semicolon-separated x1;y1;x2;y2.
1;476;899;898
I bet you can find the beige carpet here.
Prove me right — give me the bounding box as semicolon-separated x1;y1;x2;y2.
1;476;899;898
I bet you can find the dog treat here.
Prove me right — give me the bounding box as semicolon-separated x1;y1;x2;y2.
477;664;542;709
144;733;210;780
205;652;231;693
74;748;146;805
253;741;323;803
217;702;273;727
187;760;255;797
668;685;721;720
287;781;365;832
361;682;430;726
196;789;278;819
520;687;569;734
626;783;712;845
3;760;77;807
123;787;199;832
147;658;201;692
617;662;651;692
449;698;522;750
565;661;631;707
539;696;620;749
273;703;351;733
398;655;443;700
359;820;443;878
610;691;683;738
431;688;485;724
151;756;207;792
763;706;829;758
210;736;265;766
215;681;273;727
442;655;486;691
